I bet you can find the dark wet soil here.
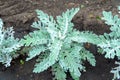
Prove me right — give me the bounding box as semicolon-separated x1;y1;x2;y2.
0;0;120;80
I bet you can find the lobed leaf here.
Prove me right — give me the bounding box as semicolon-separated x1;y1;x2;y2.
33;40;62;73
52;63;66;80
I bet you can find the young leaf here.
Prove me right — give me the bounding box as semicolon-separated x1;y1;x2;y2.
52;63;66;80
33;40;62;73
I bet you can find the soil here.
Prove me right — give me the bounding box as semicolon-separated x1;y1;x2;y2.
0;0;120;80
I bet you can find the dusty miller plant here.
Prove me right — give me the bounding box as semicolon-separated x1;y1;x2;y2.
98;6;120;80
0;18;21;67
21;8;101;80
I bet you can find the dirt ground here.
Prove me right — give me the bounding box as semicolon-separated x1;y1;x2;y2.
0;0;120;80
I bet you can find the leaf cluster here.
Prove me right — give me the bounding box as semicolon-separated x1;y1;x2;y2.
0;19;21;67
98;6;120;80
21;8;101;80
98;10;120;59
1;6;120;80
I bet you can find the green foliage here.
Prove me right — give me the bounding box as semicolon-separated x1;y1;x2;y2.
52;63;66;80
99;6;120;80
0;18;21;67
98;9;120;59
111;62;120;80
21;8;101;80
